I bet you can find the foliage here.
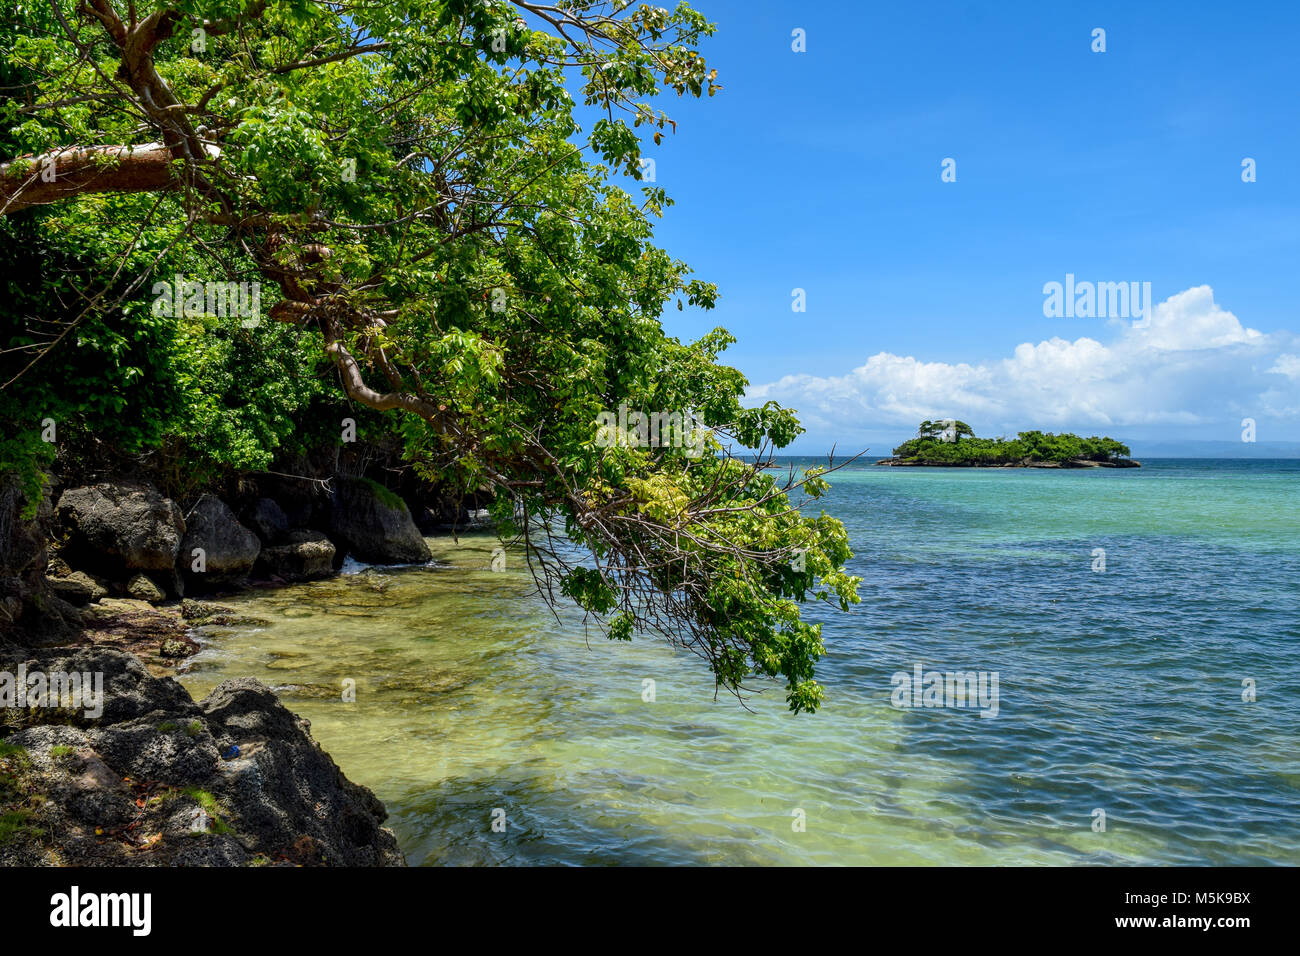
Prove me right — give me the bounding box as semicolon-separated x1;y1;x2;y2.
0;3;335;504
0;0;861;711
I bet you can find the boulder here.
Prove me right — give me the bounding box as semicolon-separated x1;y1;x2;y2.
0;646;404;867
126;572;166;604
328;477;430;565
159;636;197;658
251;475;318;529
178;495;261;590
47;571;108;606
244;497;289;544
180;599;237;622
414;501;495;534
255;530;336;582
57;481;184;574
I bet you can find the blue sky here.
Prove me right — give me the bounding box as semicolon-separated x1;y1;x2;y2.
619;0;1300;454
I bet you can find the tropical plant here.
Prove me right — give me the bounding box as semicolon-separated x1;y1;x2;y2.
0;0;861;711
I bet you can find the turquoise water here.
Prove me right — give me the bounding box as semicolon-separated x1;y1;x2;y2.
178;459;1300;865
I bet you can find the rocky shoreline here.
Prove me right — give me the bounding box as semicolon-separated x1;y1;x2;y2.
874;457;1142;468
1;468;491;866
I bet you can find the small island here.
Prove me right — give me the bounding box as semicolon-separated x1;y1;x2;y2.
876;420;1141;468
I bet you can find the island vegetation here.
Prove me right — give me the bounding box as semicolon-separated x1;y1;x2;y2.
878;420;1139;468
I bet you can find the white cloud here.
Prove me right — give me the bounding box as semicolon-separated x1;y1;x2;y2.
748;286;1298;438
1268;353;1300;381
1125;285;1263;351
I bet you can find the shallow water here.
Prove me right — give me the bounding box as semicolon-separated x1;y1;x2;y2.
178;459;1300;865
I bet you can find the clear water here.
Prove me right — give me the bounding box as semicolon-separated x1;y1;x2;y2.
178;459;1300;865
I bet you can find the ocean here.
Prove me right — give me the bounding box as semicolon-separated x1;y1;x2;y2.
178;458;1300;865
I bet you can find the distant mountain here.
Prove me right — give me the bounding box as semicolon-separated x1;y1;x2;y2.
1127;441;1300;459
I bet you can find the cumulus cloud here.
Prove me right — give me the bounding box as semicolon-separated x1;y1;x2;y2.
748;286;1298;438
1125;285;1264;351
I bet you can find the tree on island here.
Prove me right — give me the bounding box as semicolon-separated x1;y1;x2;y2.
918;419;973;443
0;1;860;713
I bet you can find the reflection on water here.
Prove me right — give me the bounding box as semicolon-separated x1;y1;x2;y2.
179;461;1300;865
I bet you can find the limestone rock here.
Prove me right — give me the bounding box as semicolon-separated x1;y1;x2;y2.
178;495;261;590
328;477;430;565
255;529;336;581
56;481;184;574
0;646;404;867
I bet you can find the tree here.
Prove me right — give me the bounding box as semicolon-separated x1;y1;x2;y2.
0;0;860;712
917;419;971;442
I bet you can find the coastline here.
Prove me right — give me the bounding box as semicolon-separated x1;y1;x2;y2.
874;457;1142;468
0;468;485;868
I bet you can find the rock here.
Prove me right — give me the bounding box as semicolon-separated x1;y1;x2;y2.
1;476;79;644
254;530;336;582
179;601;268;630
0;596;22;631
413;499;496;534
255;475;320;527
328;477;430;565
159;637;196;658
181;599;237;622
47;571;108;606
178;495;261;590
56;481;185;574
78;599;191;672
126;572;167;603
0;646;404;867
244;498;289;544
1;481;48;595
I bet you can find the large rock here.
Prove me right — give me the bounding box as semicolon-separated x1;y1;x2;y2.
47;571;108;606
251;475;318;529
255;530;336;582
178;495;261;590
244;498;289;543
57;481;184;574
1;477;79;643
328;478;430;565
0;646;405;867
